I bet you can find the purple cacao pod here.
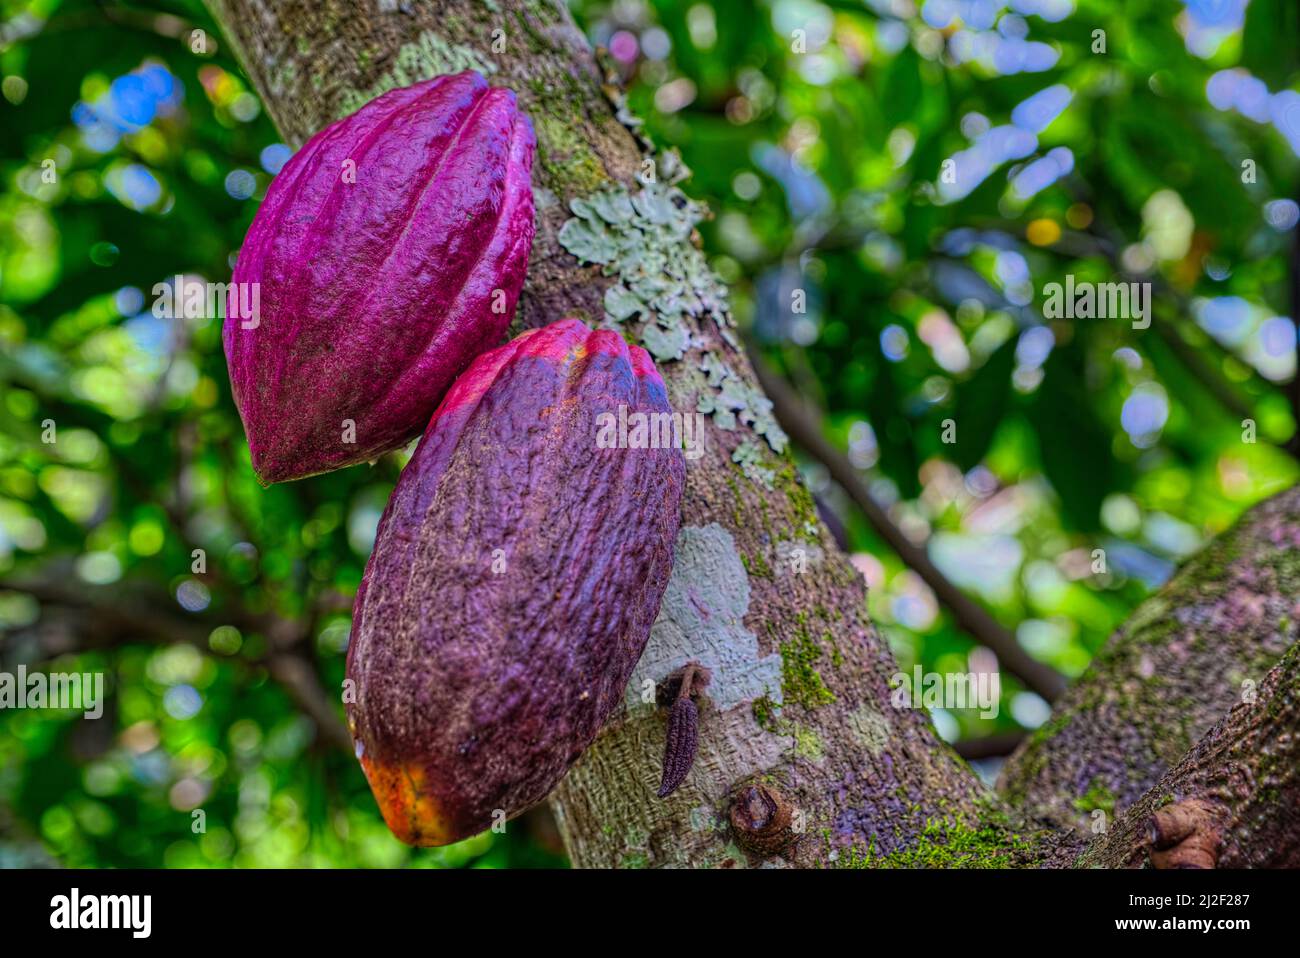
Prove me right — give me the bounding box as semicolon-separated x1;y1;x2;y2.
346;318;685;846
223;71;536;484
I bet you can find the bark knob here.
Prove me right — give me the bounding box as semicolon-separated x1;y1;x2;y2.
1147;799;1221;869
729;783;794;856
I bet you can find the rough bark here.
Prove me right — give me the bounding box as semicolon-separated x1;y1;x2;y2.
999;484;1300;831
203;0;996;868
1080;639;1300;868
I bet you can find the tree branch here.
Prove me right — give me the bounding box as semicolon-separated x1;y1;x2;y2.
954;732;1025;761
1080;639;1300;868
0;574;352;753
999;482;1300;829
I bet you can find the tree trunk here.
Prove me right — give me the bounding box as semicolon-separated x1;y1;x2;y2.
203;0;1001;868
200;0;1299;868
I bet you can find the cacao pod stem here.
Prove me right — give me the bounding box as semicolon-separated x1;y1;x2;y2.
657;665;704;798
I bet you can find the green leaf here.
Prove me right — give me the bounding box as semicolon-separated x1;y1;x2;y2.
1026;347;1120;532
950;336;1016;471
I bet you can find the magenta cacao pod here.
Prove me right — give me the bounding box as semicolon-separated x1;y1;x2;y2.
346;318;685;846
224;71;536;483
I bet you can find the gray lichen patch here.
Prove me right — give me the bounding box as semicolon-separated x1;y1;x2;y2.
732;440;775;487
557;181;731;362
626;523;783;713
848;703;892;757
698;352;788;453
556;180;788;453
336;31;498;117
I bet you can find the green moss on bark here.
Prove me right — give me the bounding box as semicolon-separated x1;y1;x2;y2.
779;617;837;710
836;816;1039;869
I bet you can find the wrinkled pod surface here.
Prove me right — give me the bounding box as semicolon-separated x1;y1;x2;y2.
346;319;685;845
224;70;535;483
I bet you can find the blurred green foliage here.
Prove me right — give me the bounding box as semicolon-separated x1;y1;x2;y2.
0;0;1297;866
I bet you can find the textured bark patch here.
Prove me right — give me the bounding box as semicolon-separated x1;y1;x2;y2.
848;703;892;757
336;32;498;116
1079;639;1300;868
346;319;684;846
774;539;825;576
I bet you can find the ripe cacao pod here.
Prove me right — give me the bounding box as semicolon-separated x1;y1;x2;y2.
346;318;685;846
224;71;536;484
